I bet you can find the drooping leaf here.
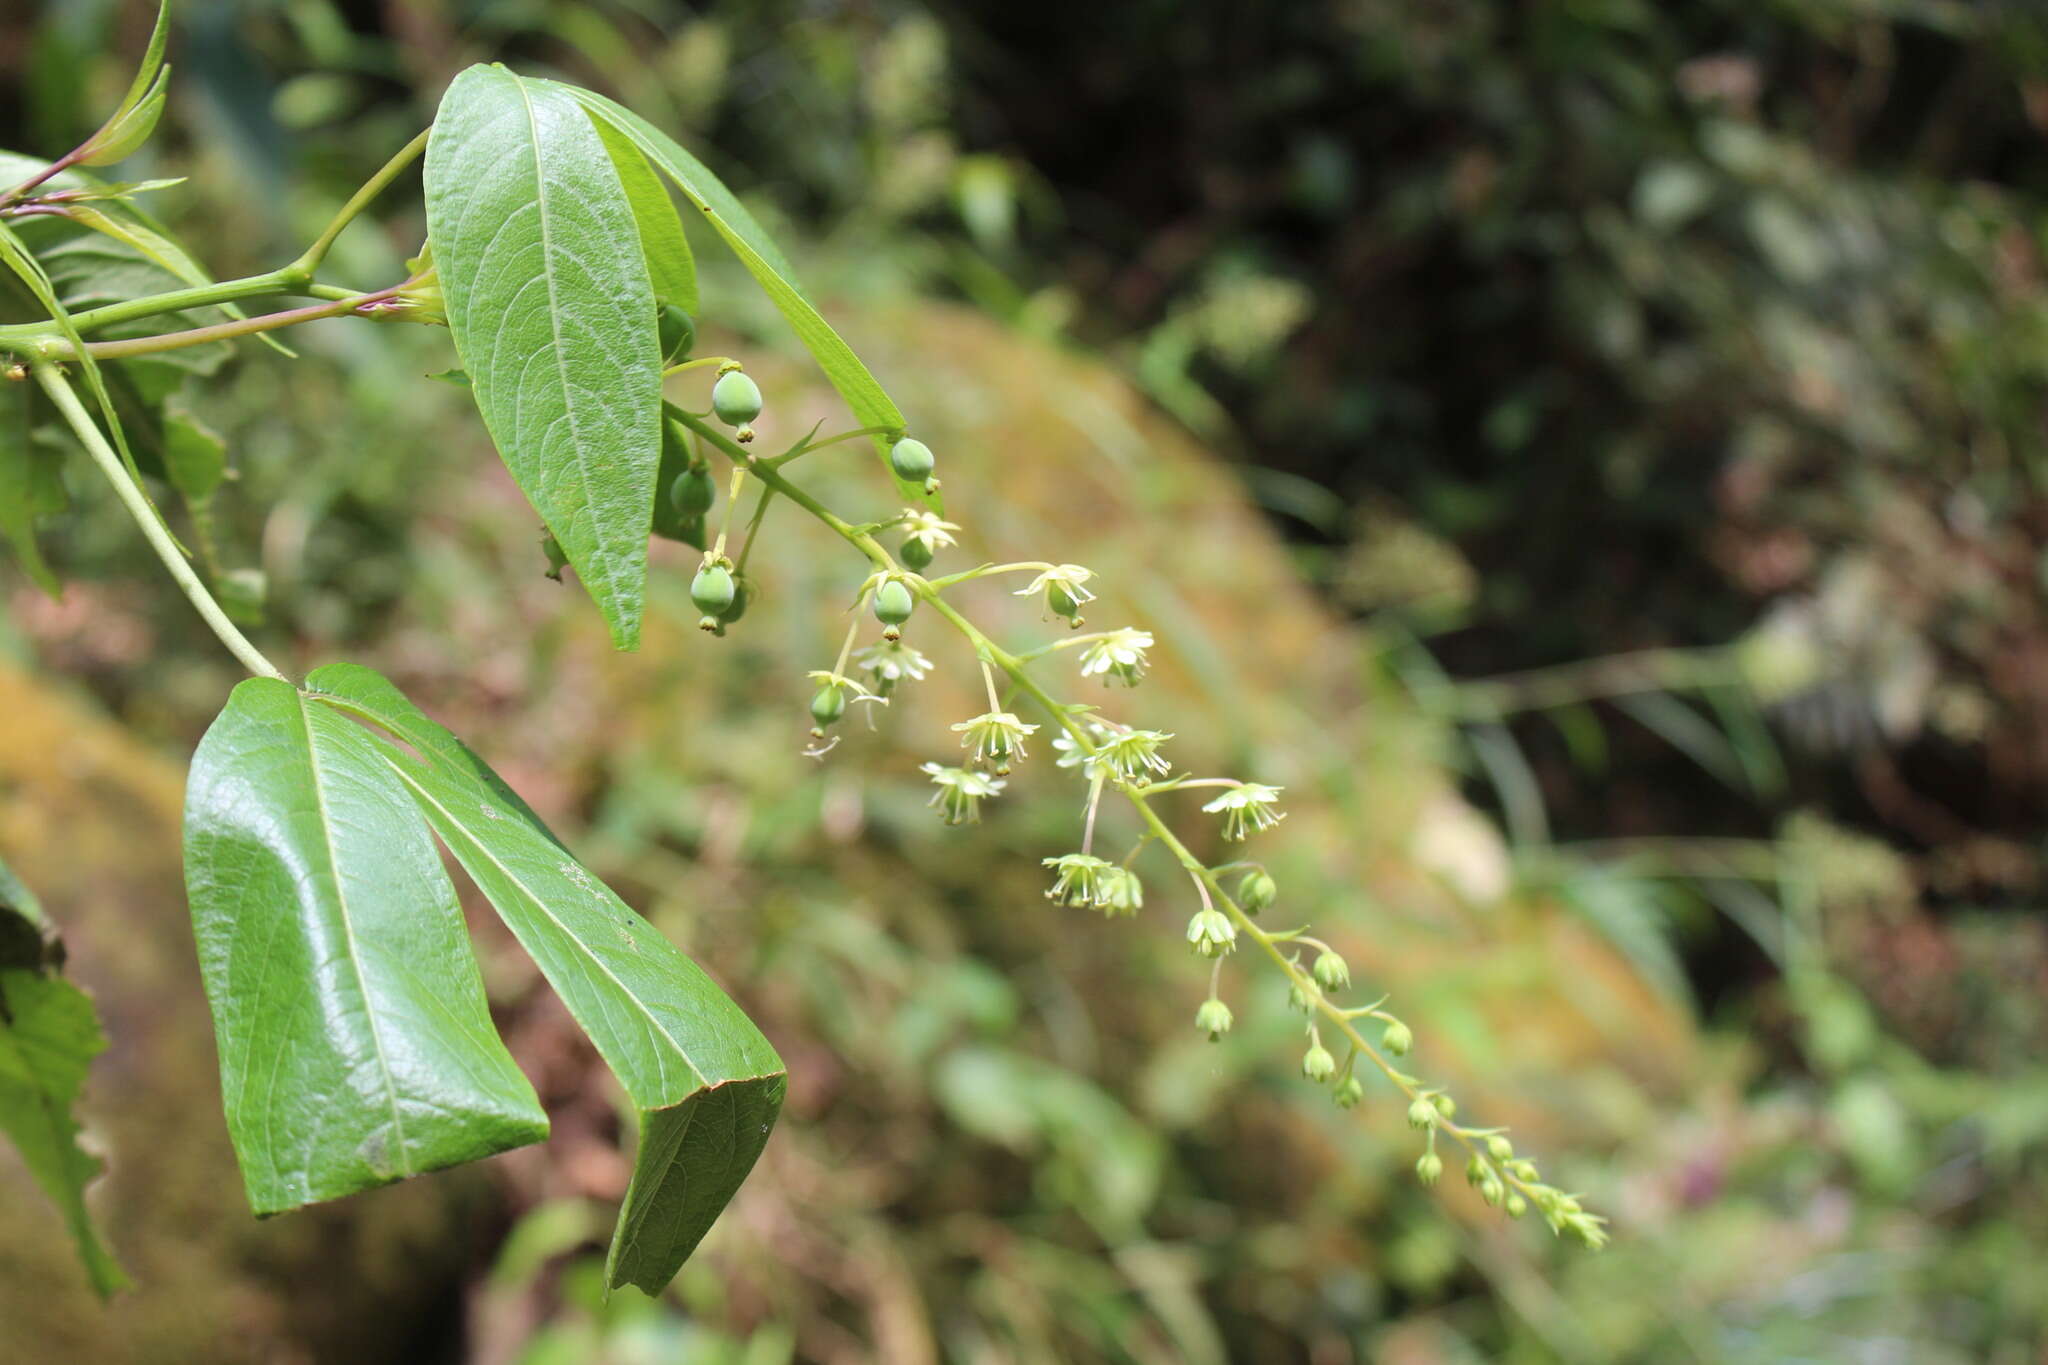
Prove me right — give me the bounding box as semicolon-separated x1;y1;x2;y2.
424;65;664;651
549;84;937;513
302;663;786;1293
592;112;696;315
183;678;549;1214
0;854;126;1297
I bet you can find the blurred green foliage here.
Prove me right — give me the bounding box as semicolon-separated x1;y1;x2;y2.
3;0;2048;1361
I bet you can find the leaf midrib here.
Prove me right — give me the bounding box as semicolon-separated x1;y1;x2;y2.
293;693;412;1173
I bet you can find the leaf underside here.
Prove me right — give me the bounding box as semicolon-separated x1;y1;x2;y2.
424;65;664;651
302;664;786;1292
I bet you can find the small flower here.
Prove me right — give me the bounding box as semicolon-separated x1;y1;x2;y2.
1407;1097;1437;1130
854;639;932;697
1042;853;1115;907
1380;1017;1413;1056
1185;907;1237;958
1416;1151;1444;1187
1015;564;1096;623
921;762;1005;825
1235;868;1277;915
1052;722;1115;780
1333;1075;1365;1109
900;508;960;555
1288;977;1321;1014
1312;949;1350;992
1096;866;1144;916
805;669;886;706
1095;727;1173;781
1195;997;1234;1041
1078;628;1154;687
1301;1040;1337;1082
1201;782;1285;841
952;710;1039;771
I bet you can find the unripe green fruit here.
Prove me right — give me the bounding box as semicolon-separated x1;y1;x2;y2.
691;562;736;617
1236;869;1277;915
873;578;915;629
900;535;935;571
1047;584;1081;621
810;685;846;728
712;371;763;426
670;465;716;517
657;304;695;365
889;436;935;482
719;576;751;624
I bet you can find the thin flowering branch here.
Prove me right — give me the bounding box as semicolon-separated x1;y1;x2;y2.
670;408;1608;1248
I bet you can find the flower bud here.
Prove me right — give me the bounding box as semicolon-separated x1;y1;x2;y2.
1235;869;1277;915
1416;1152;1444;1187
1185;908;1237;958
712;370;763;427
1432;1093;1456;1120
1480;1175;1506;1208
1466;1155;1489;1187
1195;997;1233;1041
889;436;935;483
1300;1042;1336;1082
1380;1018;1413;1056
1288;978;1321;1014
1407;1098;1437;1130
1333;1075;1365;1109
1486;1134;1514;1163
1505;1192;1528;1219
1312;949;1350;992
1506;1158;1539;1183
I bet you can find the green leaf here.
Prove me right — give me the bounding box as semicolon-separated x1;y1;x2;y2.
425;65;664;651
78;67;169;167
161;397;224;502
592;112;696;315
302;663;786;1293
0;376;67;596
183;677;550;1214
0;853;126;1297
548;84;936;513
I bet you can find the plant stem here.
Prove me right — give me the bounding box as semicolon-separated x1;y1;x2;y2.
33;363;286;681
287;128;430;277
30;287;404;362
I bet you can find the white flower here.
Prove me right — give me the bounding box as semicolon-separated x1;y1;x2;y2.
951;710;1039;770
804;669;885;706
1042;853;1115;907
921;762;1006;825
901;509;960;554
1015;564;1095;622
1078;628;1154;687
1095;727;1173;781
1201;782;1286;840
854;639;932;696
1096;866;1144;916
1186;907;1238;957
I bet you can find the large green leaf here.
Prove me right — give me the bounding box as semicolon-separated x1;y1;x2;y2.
547;84;938;514
592;112;697;315
0;376;66;596
302;663;786;1293
0;855;126;1297
424;65;664;651
183;678;549;1214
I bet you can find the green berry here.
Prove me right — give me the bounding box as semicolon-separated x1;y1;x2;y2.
691;562;736;619
657;303;695;365
810;684;846;728
670;465;716;518
720;575;751;624
1236;869;1277;915
712;370;763;427
889;436;935;483
900;535;935;571
873;578;915;634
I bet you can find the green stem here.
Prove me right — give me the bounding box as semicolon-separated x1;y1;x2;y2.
32;287;403;362
33;363;285;681
287;128;430;277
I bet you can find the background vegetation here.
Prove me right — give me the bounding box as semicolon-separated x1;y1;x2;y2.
3;0;2046;1360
